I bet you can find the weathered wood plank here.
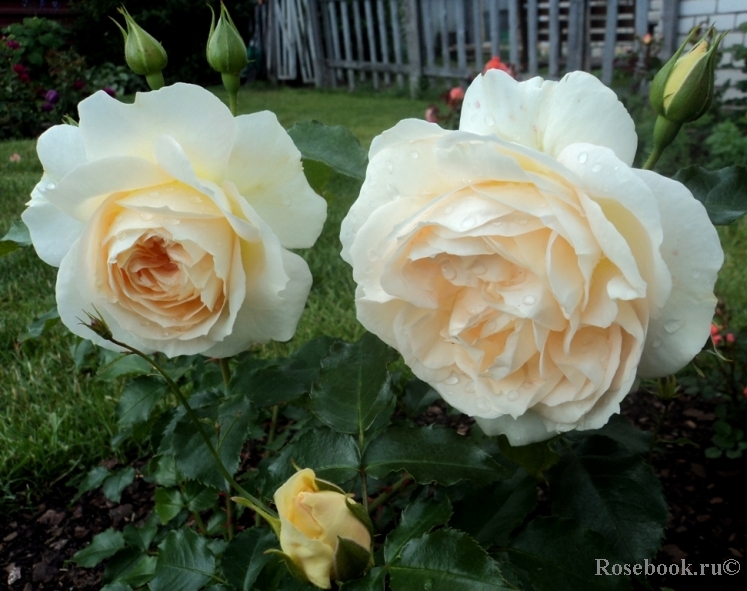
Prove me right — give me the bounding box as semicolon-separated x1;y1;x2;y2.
661;0;680;59
567;0;585;72
390;0;405;88
602;0;619;85
527;0;538;75
364;0;380;89
439;0;450;70
352;0;367;81
405;0;422;98
472;0;484;70
422;0;436;68
508;0;519;68
340;0;356;90
455;0;467;76
327;59;408;74
549;0;560;78
377;0;392;84
489;0;500;59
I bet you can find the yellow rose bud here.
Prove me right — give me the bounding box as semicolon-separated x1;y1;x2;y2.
650;25;727;124
112;7;168;90
273;469;372;589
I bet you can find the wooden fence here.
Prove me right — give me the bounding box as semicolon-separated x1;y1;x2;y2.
265;0;682;96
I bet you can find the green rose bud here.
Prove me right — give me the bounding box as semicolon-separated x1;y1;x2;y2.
206;2;248;115
650;25;727;124
206;1;249;76
112;7;167;90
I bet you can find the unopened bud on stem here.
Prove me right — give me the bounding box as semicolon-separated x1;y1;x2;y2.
207;2;247;115
112;6;168;90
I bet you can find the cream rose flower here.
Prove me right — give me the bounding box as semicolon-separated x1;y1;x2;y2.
274;469;371;589
22;83;326;357
340;70;722;445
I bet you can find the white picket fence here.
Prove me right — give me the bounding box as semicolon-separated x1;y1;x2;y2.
263;0;682;95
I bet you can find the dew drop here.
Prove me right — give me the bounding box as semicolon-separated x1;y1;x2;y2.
282;196;292;206
441;264;457;280
411;150;420;159
423;579;433;591
652;338;663;348
475;100;481;109
151;191;160;197
484;115;495;127
692;269;701;279
466;382;476;393
161;331;170;338
445;374;459;385
486;320;497;332
140;320;151;327
189;195;202;203
367;249;378;261
472;261;487;275
461;216;477;230
518;218;528;225
139;213;153;221
444;205;455;214
47;183;56;190
507;390;520;401
476;397;491;413
577;152;588;164
523;295;536;305
664;318;684;333
164;218;179;225
591;162;602;172
386;160;393;172
364;265;373;274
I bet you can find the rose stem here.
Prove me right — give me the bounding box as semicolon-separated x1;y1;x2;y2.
219;358;231;392
267;405;280;448
226;490;234;540
106;336;277;519
367;475;413;514
642;144;663;170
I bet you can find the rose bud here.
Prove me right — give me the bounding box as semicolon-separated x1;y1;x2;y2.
273;469;372;589
207;1;248;113
726;333;735;344
112;6;168;90
425;105;440;123
40;101;55;112
649;26;726;156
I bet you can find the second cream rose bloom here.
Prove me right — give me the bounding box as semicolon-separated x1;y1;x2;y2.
274;469;371;589
341;70;722;445
22;83;326;357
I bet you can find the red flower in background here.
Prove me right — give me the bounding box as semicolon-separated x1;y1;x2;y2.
483;55;517;79
425;105;440;123
6;40;21;50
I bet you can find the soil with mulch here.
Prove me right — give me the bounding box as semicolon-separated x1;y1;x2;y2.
1;390;745;591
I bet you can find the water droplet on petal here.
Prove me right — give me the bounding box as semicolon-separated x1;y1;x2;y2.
523;295;536;305
664;319;684;333
652;338;663;348
411;150;419;159
476;397;490;413
189;195;202;203
507;390;520;401
692;270;701;279
282;196;292;206
151;191;160;197
445;374;459;385
578;152;588;164
386;160;393;172
441;264;457;280
466;382;476;393
518;218;528;225
140;213;153;221
591;162;602;172
47;183;56;190
364;265;373;274
484;115;495;127
472;261;487;275
486;320;497;332
444;205;455;214
475;100;481;109
461;216;477;230
367;249;377;261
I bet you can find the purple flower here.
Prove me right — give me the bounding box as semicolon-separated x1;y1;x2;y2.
45;89;60;104
40;102;55;112
6;40;21;50
102;86;117;97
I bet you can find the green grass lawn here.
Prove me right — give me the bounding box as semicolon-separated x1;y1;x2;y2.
1;82;745;507
0;84;431;505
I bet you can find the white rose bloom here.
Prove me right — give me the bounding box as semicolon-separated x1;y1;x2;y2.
340;70;722;445
23;83;327;358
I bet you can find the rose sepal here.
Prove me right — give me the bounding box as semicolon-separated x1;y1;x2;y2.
345;496;375;536
206;1;248;75
112;6;167;89
314;478;347;494
649;26;699;116
332;536;372;583
265;548;312;584
231;495;281;538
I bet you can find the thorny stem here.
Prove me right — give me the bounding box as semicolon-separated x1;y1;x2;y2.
226;487;235;541
192;511;207;535
107;337;276;520
367;475;413;513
